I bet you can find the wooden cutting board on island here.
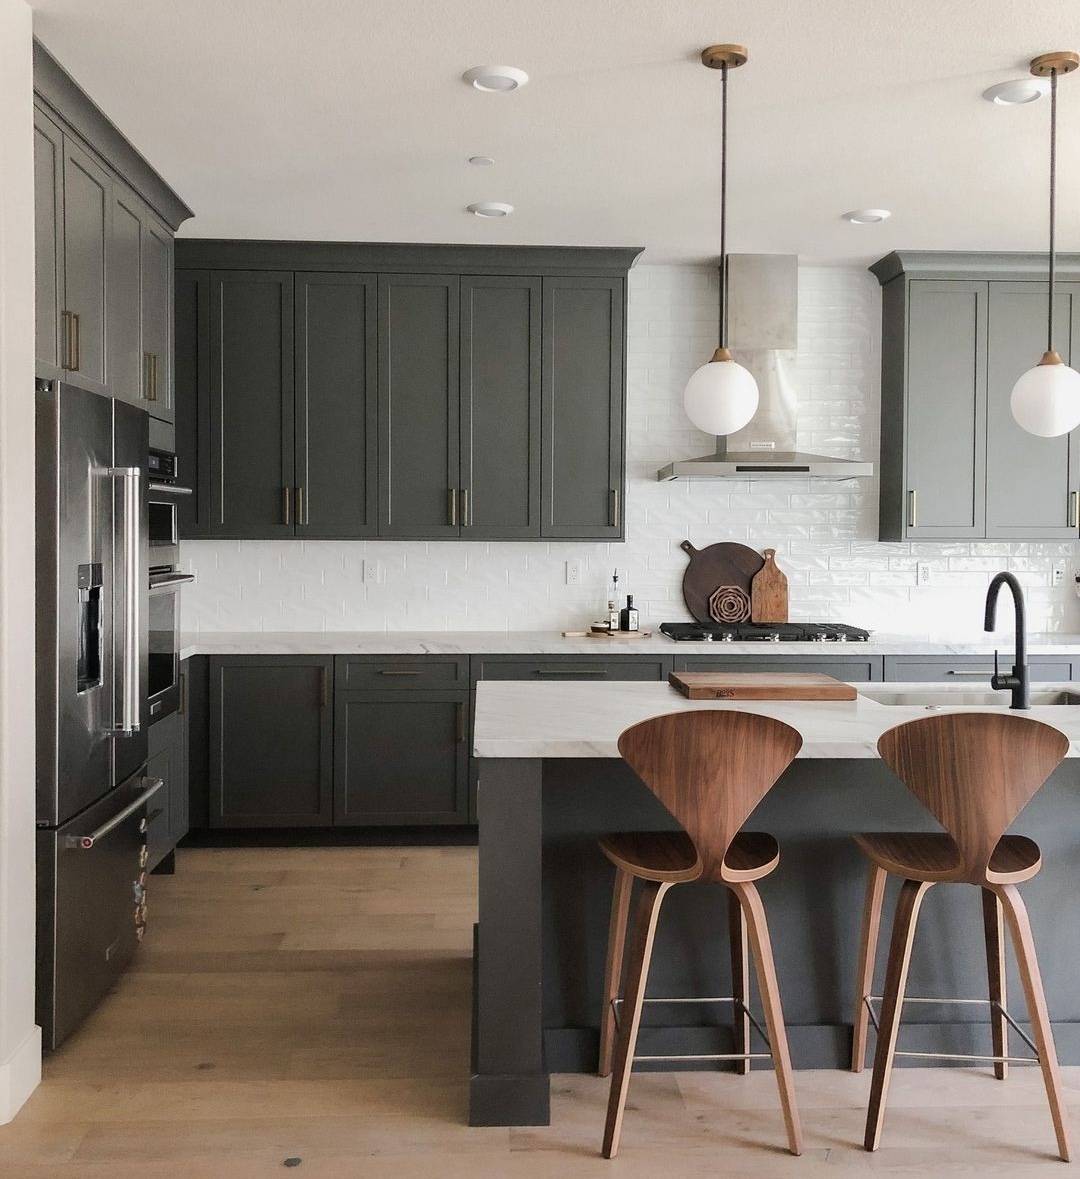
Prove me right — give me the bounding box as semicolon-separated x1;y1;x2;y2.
669;671;857;701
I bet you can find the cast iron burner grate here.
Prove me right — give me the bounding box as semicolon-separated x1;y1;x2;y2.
659;622;871;643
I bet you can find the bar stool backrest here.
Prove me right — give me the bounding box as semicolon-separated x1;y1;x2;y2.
876;712;1069;884
617;709;803;882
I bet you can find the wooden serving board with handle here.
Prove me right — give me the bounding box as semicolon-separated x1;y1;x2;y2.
668;671;857;701
751;548;789;624
679;540;765;626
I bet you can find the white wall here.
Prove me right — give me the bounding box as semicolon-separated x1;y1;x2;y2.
0;0;41;1122
181;264;1080;637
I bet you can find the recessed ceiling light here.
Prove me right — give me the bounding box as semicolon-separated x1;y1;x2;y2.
982;78;1050;105
468;156;496;166
842;209;891;225
467;202;513;218
462;65;529;92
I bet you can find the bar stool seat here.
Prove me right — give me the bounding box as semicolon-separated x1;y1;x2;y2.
853;832;1041;884
599;830;780;884
597;709;803;1159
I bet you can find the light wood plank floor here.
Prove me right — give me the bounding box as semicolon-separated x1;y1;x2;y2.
2;845;1079;1176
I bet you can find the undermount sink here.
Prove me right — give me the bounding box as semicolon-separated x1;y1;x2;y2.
859;688;1080;708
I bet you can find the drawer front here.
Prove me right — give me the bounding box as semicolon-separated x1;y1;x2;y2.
474;657;670;682
335;654;469;690
884;656;1072;682
673;655;883;681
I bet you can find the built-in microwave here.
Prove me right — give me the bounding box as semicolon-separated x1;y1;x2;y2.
147;448;192;567
147;449;195;723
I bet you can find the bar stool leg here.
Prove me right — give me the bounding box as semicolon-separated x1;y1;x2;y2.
727;887;751;1075
602;879;672;1159
994;883;1072;1162
729;881;802;1156
981;887;1009;1081
851;862;888;1073
864;877;933;1152
598;867;633;1077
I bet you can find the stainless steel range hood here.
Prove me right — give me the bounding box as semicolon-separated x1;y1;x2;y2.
657;254;873;481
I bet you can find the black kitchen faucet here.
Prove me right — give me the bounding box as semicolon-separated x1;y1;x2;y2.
984;571;1029;710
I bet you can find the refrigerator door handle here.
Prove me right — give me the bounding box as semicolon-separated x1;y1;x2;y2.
110;466;142;735
64;778;163;849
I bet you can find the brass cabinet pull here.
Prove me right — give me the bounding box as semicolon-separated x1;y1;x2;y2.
448;487;458;527
456;702;465;743
71;312;81;372
380;669;422;676
1071;490;1078;529
143;351;158;401
907;489;917;529
461;487;470;527
151;352;159;402
281;486;291;526
295;486;305;525
61;311;76;371
610;488;620;529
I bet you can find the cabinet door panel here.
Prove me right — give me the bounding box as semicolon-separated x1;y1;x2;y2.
378;274;460;537
460;276;541;538
143;214;174;424
541;277;624;538
209;657;332;827
209;271;295;536
34;108;65;373
295;273;377;536
62;138;111;391
904;280;986;537
174;270;211;536
146;711;183;870
985;282;1080;538
107;187;143;407
334;692;468;825
884;656;1071;682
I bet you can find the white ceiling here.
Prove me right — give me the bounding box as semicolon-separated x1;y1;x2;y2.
28;0;1080;264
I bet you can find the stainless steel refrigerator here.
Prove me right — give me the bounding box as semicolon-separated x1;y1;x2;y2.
36;379;161;1050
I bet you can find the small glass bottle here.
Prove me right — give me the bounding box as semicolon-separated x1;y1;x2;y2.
607;570;621;631
619;594;639;632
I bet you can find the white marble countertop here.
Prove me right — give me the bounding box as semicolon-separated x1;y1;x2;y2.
472;680;1080;759
178;629;1080;661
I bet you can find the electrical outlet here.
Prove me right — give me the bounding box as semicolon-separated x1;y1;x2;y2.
565;560;581;586
1052;560;1068;587
362;559;382;585
916;562;932;587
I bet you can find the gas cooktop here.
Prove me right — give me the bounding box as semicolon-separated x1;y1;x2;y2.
659;622;872;643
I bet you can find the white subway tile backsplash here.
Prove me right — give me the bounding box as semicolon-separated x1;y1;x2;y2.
181;264;1080;636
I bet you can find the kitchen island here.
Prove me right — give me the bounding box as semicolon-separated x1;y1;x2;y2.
470;680;1080;1126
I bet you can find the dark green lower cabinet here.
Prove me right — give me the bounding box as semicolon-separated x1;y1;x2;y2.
208;656;333;827
146;709;189;871
334;691;469;825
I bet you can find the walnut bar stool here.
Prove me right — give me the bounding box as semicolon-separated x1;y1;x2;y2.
850;711;1071;1160
597;709;803;1159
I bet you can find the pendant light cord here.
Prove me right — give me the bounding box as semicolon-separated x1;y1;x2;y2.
1048;68;1058;354
719;61;728;349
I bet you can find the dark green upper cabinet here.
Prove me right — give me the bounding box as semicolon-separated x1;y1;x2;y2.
209;271;295;538
142;213;175;425
984;282;1080;539
33;44;193;409
378;274;461;538
33;106;64;374
459;276;542;538
60;137;111;394
174;241;640;541
296;273;378;537
542;277;625;539
872;252;1080;541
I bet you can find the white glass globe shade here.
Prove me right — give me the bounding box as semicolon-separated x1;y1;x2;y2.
683;358;759;436
1010;362;1080;437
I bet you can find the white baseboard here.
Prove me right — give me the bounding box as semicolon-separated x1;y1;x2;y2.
0;1024;41;1124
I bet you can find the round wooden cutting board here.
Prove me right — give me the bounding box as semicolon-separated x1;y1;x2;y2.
679;539;765;626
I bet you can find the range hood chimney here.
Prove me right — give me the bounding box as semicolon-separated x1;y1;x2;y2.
657;254;873;480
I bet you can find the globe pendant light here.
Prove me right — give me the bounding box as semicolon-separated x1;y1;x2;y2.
683;44;759;437
1010;50;1080;438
